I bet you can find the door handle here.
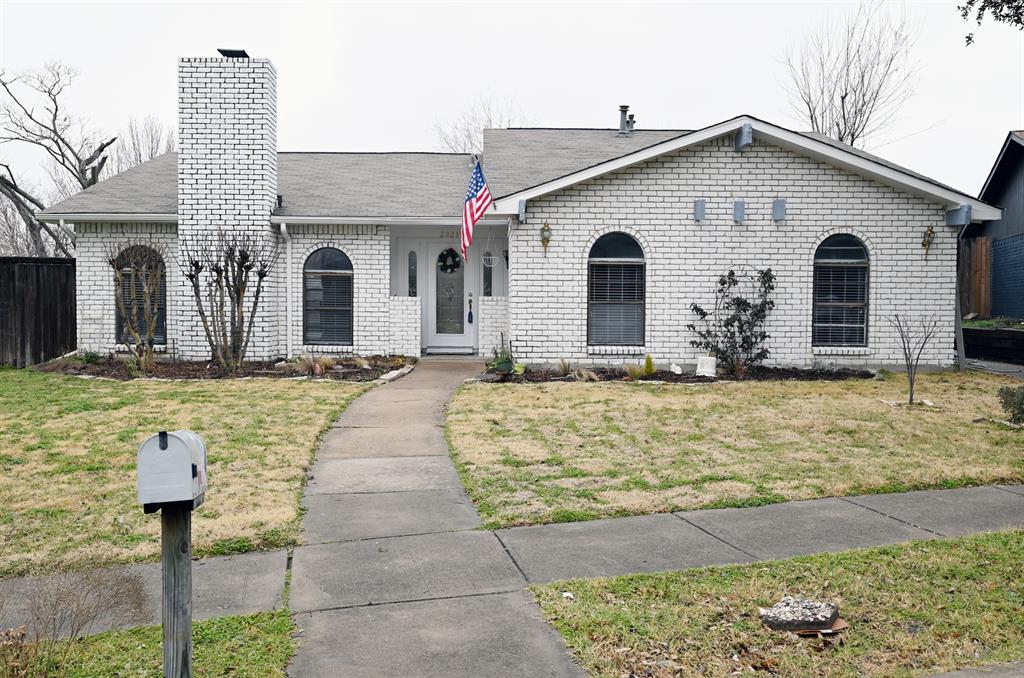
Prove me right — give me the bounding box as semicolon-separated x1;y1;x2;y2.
468;298;473;324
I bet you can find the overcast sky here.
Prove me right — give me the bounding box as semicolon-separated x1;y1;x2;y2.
1;0;1021;201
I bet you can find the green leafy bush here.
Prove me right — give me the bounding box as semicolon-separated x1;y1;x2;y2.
998;385;1024;425
686;268;776;377
643;354;656;377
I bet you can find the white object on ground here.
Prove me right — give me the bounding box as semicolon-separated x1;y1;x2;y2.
670;362;683;375
696;356;717;378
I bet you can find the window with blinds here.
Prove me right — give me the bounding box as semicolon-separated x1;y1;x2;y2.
114;246;167;345
588;233;645;346
304;247;354;346
812;234;869;347
116;269;167;344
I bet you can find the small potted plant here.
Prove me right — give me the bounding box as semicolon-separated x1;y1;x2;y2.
488;343;515;376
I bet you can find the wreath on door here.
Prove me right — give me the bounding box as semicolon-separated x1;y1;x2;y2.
436;248;462;274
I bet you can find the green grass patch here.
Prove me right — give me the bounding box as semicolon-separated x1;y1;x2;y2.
0;368;366;575
533;530;1024;677
446;372;1024;528
28;611;296;677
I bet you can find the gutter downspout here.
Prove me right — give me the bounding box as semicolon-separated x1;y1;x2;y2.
281;222;293;358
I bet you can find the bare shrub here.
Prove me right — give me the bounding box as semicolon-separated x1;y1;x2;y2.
887;313;940;405
181;231;277;375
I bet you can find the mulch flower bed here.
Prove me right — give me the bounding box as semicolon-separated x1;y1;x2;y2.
36;355;406;382
501;365;874;384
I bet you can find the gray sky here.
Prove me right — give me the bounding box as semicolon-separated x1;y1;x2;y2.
1;0;1021;200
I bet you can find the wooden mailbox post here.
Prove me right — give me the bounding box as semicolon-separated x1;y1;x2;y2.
137;430;209;678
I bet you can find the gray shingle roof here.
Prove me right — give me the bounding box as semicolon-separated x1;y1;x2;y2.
275;152;472;217
42;151;179;216
482;128;689;198
40;123;981;220
42;151;476;219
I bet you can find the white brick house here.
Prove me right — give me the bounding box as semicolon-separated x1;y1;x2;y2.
41;53;1001;368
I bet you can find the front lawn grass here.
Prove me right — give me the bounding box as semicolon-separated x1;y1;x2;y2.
446;371;1023;528
24;610;295;677
0;369;366;576
533;530;1024;678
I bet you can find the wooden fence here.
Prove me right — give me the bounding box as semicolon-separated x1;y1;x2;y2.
0;257;76;368
959;237;991;317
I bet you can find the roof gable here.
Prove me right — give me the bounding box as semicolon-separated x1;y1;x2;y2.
980;131;1024;203
491;115;1000;223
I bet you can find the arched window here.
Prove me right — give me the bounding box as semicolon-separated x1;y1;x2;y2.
114;245;167;345
813;234;869;346
588;232;645;346
304;248;353;346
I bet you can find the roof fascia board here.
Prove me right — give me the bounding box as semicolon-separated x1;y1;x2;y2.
270;216;506;226
38;213;177;223
493;116;1001;222
979;132;1021;200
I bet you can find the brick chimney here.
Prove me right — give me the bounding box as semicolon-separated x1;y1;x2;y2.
176;53;278;359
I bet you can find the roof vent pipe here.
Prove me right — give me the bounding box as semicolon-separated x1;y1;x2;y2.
618;105;630;134
627;113;635;132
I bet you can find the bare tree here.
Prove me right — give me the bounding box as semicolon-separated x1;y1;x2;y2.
0;199;35;256
887;313;941;406
0;64;118;257
435;95;527;155
959;0;1024;44
181;232;277;375
108;115;176;175
106;241;168;373
785;1;915;148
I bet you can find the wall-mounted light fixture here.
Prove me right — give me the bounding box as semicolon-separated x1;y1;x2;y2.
540;222;552;256
921;225;935;258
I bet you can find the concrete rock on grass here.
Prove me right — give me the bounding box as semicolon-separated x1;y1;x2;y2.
759;596;839;631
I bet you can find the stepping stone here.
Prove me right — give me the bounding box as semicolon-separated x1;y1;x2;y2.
301;489;481;543
495;514;750;583
289;591;584;677
290;531;523;613
681;497;933;560
306;456;463;494
846;486;1024;537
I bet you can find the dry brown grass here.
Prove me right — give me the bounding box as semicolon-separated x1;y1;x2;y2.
446;371;1024;528
0;370;366;576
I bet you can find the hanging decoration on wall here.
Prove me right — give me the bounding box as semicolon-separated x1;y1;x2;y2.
437;248;462;274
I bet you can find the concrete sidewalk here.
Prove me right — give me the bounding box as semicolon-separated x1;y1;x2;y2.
0;549;286;638
288;359;585;678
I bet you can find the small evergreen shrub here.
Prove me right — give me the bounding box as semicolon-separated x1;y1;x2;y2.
643;354;656;377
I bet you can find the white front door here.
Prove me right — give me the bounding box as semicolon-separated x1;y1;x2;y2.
425;243;475;352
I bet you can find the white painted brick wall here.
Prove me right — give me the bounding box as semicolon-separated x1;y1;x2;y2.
388;296;421;357
509;135;958;368
288;224;392;356
478;296;509;358
176;57;279;360
74;222;178;355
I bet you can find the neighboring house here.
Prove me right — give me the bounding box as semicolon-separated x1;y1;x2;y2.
39;54;1001;368
964;131;1024;318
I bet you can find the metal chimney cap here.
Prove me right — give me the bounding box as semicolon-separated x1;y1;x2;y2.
217;48;250;58
619;105;630;112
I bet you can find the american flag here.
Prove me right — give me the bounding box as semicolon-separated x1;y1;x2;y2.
461;161;493;259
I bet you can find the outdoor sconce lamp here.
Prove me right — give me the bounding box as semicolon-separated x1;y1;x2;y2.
922;225;935;258
540;222;552;256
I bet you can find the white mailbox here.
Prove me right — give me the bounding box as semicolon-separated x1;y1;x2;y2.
137;430;208;512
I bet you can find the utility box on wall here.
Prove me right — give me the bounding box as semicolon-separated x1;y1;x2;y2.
137;430;208;512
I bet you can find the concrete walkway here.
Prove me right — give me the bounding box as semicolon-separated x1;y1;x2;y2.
288;359;585;677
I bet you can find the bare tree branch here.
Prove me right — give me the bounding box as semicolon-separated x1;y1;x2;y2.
435;95;528;155
887;313;941;405
784;1;916;148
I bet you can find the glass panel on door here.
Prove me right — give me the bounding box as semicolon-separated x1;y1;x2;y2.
435;247;464;334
